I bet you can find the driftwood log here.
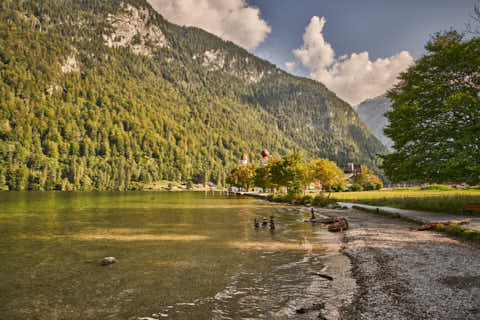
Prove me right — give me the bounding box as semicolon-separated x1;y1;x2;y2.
417;219;470;231
327;218;349;232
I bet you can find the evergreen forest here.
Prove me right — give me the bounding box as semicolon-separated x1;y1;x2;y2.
0;0;388;191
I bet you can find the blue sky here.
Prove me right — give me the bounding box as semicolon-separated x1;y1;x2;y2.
149;0;477;104
249;0;475;72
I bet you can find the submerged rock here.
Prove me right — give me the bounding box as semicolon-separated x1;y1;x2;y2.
101;256;117;266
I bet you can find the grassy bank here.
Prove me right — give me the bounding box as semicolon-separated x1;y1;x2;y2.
353;205;480;243
328;188;480;215
266;193;339;208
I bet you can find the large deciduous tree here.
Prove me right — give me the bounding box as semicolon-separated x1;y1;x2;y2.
226;164;257;191
354;165;383;190
382;32;480;184
310;158;347;192
268;153;312;195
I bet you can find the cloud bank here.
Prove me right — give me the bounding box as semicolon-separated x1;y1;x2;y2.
290;16;414;106
147;0;271;49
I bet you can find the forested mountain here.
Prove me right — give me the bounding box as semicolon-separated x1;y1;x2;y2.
355;96;393;150
0;0;388;191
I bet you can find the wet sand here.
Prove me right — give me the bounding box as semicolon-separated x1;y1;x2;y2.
312;207;480;320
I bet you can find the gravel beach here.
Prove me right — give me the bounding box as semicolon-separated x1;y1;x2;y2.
315;207;480;320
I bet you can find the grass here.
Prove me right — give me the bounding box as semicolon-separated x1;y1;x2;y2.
433;224;480;242
266;193;338;208
327;188;480;215
353;205;480;244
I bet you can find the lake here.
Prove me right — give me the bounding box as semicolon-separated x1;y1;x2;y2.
0;192;345;319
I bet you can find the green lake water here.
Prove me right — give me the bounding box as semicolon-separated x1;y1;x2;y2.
0;192;337;319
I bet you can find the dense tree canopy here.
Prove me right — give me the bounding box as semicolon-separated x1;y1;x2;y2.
226;164;256;191
383;32;480;185
227;153;375;196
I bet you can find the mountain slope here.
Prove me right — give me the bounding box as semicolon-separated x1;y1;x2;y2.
355;95;393;149
0;0;387;191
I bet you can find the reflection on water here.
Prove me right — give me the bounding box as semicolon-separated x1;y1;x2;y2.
0;192;337;320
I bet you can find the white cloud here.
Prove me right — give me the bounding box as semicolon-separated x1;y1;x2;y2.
290;16;414;106
147;0;271;49
285;61;296;72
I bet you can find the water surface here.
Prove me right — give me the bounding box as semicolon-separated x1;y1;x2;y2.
0;192;337;319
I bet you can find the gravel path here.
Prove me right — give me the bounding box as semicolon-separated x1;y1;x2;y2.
314;208;480;320
338;202;480;232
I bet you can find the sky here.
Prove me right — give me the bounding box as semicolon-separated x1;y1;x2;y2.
147;0;476;105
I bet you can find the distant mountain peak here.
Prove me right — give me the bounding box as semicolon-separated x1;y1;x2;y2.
355;95;393;149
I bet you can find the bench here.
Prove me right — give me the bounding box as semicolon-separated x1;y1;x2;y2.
463;203;480;214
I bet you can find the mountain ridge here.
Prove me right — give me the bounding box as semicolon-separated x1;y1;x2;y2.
0;0;388;191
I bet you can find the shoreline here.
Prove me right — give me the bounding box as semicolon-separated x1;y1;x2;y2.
243;192;480;319
321;208;480;319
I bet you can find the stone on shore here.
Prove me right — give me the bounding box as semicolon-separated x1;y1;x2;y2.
101;257;117;266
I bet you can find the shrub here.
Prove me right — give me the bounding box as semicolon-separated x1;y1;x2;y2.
312;194;337;207
350;184;363;192
297;195;313;205
267;194;290;203
420;184;451;191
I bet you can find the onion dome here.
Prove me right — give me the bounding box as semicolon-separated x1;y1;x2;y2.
242;153;248;161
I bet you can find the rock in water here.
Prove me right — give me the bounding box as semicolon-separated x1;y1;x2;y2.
101;257;117;266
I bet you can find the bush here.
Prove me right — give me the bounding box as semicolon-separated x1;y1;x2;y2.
350;184;363;192
267;194;290;203
331;184;347;192
420;184;451;191
296;195;313;205
312;194;337;207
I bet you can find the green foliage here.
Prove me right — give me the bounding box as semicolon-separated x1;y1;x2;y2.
248;153;350;196
0;0;387;191
265;194;290;203
226;164;257;191
383;31;480;184
311;194;338;207
268;153;312;193
420;184;451;191
350;184;363;192
296;195;313;205
434;224;480;243
253;165;271;190
354;165;383;190
310;158;347;192
335;190;480;215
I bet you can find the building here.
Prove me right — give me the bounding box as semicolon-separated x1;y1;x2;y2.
240;153;248;165
261;149;269;166
340;163;362;179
